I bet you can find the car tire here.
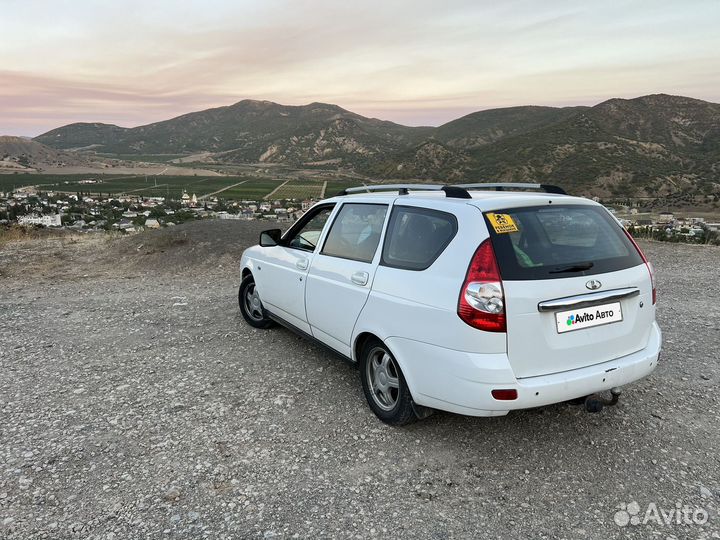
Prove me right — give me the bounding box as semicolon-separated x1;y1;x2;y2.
359;338;416;426
238;274;275;329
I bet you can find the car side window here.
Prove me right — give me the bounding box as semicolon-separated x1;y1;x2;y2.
285;205;334;252
321;203;388;263
381;206;458;270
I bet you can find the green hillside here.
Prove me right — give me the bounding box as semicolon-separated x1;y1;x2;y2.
461;95;720;197
432;105;587;148
36;123;130;150
33;94;720;198
36;101;432;166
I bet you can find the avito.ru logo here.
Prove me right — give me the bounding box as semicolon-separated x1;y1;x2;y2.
567;308;616;327
566;312;594;326
613;501;709;527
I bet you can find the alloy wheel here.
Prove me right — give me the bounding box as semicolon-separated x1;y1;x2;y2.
244;283;264;322
365;346;400;411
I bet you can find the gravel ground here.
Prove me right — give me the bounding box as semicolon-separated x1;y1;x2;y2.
1;221;719;539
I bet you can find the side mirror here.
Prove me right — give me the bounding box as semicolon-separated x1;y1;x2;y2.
259;228;282;247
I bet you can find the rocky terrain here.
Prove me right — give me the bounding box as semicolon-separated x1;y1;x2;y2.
0;137;92;173
35;101;431;165
0;136;226;177
1;220;719;539
32;94;720;200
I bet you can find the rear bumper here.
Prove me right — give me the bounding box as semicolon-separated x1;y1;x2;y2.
387;321;661;417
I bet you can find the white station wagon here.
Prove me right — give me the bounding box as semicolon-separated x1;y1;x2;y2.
239;183;661;425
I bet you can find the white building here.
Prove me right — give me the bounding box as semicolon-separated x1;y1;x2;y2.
18;214;62;227
218;212;244;220
658;212;674;224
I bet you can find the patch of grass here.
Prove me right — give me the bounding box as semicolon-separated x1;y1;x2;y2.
0;225;34;245
0;224;79;246
138;231;190;254
0;174;285;201
325;180;360;196
269;181;325;200
219;180;284;200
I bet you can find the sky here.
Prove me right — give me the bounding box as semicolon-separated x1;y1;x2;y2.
1;0;719;136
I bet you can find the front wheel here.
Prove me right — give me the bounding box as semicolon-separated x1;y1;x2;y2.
238;274;275;329
359;339;416;426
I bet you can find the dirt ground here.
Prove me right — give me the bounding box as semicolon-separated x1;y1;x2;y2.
1;221;719;539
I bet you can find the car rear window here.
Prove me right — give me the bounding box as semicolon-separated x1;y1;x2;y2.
484;204;643;280
381;206;457;271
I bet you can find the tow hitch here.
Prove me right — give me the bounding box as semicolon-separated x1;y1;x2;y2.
585;387;622;413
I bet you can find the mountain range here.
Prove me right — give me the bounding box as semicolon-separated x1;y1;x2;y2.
32;94;720;198
0;135;91;172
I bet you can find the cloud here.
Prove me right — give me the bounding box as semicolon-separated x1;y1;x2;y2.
1;0;719;135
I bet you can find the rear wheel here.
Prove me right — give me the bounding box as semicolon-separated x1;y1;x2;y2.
238;274;275;329
359;339;416;426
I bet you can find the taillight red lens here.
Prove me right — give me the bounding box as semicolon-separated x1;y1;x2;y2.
458;239;507;332
623;228;656;304
491;389;518;400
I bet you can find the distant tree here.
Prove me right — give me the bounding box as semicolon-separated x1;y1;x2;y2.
149;206;167;218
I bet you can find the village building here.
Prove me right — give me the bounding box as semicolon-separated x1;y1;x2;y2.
17;214;62;227
658;212;674;223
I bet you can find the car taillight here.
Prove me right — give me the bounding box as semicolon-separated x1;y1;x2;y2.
623;229;656;304
458;239;506;332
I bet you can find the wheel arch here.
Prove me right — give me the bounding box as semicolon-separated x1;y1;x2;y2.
353;331;419;403
353;331;379;363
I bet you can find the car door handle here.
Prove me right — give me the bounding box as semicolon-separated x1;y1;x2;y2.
296;259;309;270
351;271;369;286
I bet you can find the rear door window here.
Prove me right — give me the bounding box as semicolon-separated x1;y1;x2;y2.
381;206;458;270
485;205;643;280
321;203;388;262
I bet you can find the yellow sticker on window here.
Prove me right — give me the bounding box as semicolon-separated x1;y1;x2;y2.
487;213;519;234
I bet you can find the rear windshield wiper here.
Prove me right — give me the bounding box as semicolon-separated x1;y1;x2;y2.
549;262;594;274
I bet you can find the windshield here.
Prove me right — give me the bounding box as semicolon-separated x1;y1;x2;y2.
484;204;643;280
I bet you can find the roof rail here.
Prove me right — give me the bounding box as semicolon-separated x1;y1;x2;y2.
339;184;444;196
340;184;474;199
457;183;567;195
336;182;567;198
